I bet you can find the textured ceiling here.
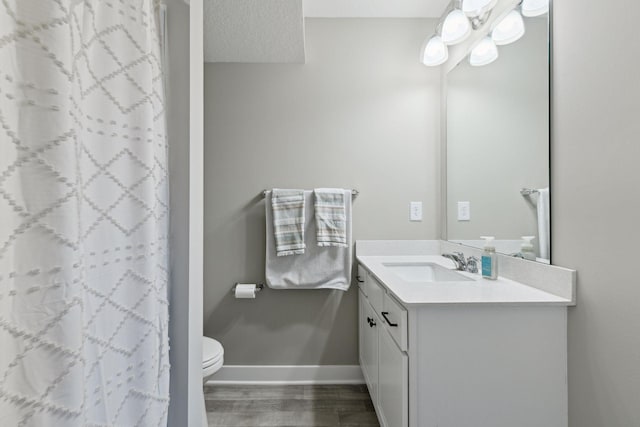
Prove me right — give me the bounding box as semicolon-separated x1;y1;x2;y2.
204;0;305;63
303;0;451;18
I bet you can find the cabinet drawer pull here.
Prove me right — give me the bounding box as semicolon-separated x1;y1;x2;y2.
367;316;376;327
381;311;398;327
356;275;365;283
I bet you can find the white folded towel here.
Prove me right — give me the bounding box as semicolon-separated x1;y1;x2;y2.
537;187;550;260
265;190;352;291
314;188;348;248
271;188;305;256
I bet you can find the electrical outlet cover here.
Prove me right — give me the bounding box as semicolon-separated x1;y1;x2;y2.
457;201;471;221
410;201;423;221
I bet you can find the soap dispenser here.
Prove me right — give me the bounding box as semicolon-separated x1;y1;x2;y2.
520;236;537;261
480;236;498;280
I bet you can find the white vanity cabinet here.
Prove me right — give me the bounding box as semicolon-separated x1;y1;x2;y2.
358;267;408;427
357;262;569;427
377;321;408;427
359;291;379;404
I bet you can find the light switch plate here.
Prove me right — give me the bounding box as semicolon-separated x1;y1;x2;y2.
410;201;422;221
457;201;471;221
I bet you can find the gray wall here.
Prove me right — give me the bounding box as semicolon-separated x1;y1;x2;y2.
446;17;549;244
203;19;440;365
553;2;640;426
165;0;190;424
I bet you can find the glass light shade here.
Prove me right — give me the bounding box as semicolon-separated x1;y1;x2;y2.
469;37;498;66
422;36;448;66
462;0;498;16
441;9;471;45
522;0;549;17
491;10;525;45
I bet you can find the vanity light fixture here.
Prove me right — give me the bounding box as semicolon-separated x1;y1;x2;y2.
491;10;525;45
441;9;472;45
469;37;498;66
462;0;498;17
521;0;549;17
421;0;502;67
422;36;449;66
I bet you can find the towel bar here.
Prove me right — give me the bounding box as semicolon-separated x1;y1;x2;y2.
262;189;359;198
520;188;539;196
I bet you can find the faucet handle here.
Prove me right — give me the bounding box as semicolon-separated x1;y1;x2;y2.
465;256;479;273
442;252;465;270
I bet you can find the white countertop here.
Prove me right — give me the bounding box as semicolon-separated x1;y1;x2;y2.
357;255;573;306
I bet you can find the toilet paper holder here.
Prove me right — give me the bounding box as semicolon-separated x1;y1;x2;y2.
231;283;264;294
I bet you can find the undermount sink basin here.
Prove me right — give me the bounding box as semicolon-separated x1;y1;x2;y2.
382;262;475;283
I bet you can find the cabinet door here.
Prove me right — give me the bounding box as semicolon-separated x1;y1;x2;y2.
357;264;368;295
378;328;408;427
359;291;378;405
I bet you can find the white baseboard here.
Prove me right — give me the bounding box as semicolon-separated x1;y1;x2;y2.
207;365;364;385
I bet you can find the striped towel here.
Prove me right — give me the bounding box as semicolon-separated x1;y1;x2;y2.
271;189;306;256
314;188;348;248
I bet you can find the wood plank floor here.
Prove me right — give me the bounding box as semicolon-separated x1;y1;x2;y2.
204;384;380;427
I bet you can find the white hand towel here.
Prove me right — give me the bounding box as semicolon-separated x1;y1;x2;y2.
537;187;550;260
271;188;305;256
314;188;348;248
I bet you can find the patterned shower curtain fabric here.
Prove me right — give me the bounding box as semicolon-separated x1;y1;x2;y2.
0;1;170;426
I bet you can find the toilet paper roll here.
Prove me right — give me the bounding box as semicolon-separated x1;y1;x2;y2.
234;284;257;299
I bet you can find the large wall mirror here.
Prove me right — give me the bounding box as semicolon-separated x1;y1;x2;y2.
445;6;551;263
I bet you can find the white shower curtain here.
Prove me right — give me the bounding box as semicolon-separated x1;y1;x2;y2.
0;1;170;425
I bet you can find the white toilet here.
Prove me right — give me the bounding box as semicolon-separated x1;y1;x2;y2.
202;336;224;426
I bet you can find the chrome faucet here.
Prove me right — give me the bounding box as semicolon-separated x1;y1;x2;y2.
442;252;480;274
442;252;466;271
